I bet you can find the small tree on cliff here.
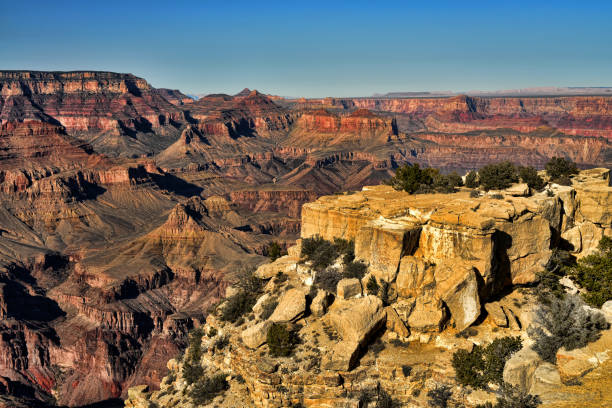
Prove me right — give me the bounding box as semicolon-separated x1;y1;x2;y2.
518;166;546;191
545;156;578;183
478;161;518;191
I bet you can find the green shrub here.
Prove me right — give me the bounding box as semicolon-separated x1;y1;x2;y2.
528;294;609;363
333;238;355;264
476;383;541;408
315;267;342;293
267;241;285;261
343;260;367;280
301;236;339;270
182;360;204;385
375;389;395;408
207;327;217;338
470;189;481;198
221;291;258;323
478;161;518;191
379;279;391;306
518;166;545;191
465;171;479;188
401;365;412;376
535;249;574;304
187;328;205;362
190;374;228;405
366;275;380;296
567;236;612;307
260;299;279;320
267;323;298;357
387;164;461;194
452;336;522;388
545;157;578;181
427;384;452;408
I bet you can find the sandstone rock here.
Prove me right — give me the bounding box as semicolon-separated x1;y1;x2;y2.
529;362;561;395
355;221;420;282
392;298;416;323
506;183;530;196
575;221;604;257
561;225;582;253
337;278;362;299
466;389;497;407
434;262;481;331
328;296;386;344
255;256;297;279
241;320;273;349
310;289;333;317
321;341;361;371
287;240;302;259
503;347;542;391
256;359;278;374
385;306;410;338
485;302;508;327
406;297;447;333
504;306;522;330
127;385;149;401
602;300;612;317
556;324;612;382
395;256;435;298
269;288;307;322
252;293;271;318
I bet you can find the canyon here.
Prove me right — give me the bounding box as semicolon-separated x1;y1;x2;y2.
1;70;612;407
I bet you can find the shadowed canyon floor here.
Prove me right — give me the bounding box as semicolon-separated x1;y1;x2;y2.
1;71;612;406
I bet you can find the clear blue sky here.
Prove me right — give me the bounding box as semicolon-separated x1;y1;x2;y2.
1;1;611;97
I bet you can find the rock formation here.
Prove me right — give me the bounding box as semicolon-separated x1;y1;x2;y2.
126;169;611;408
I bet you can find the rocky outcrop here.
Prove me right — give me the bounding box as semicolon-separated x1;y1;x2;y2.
301;169;612;333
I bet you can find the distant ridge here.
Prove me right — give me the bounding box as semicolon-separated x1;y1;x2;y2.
373;87;612;98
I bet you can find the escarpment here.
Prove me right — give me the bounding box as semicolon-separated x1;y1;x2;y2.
127;169;612;408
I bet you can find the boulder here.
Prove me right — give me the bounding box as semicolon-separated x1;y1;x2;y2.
310;289;333;317
337;278;362;299
503;347;542;391
556;324;612;382
406;297;447;333
241;320;273;349
269;288;306;323
529;362;561;395
395;256;435;298
252;293;271;318
506;183;530;197
385;306;410;338
321;341;361;371
255;256;297;279
328;295;386;344
484;302;508;327
561;225;582;253
434;262;481;331
602;300;612;317
287;239;302;259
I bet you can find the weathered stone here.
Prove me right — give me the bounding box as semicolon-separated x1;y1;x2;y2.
321;341;361;371
496;214;552;284
252;293;271;318
385;306;410;338
506;183;530;196
529;362;561;395
287;240;302;259
406;297;446;333
503;306;522;330
256;359;278;374
561;225;582;253
485;302;508;327
310;289;332;317
328;296;386;344
575;221;604;257
503;347;542;391
255;256;297;279
355;221;420;282
127;385;149;401
434;261;481;331
337;278;362;299
395;256;435;298
269;288;306;323
241;320;273;349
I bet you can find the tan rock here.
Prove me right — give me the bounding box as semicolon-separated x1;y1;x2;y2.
269;288;306;323
255;255;297;279
496;214;552;284
385;306;410;338
321;341;361;371
392;298;416;323
561;225;582;253
434;261;481;331
252;293;271;318
310;289;332;317
529;362;561;395
241;320;273;349
355;220;420;282
556;324;612;382
127;385;149;401
575;221;604;257
503;347;542;391
395;256;435;298
328;295;386;344
337;278;362;299
287;239;302;259
485;302;508;327
407;297;446;333
506;183;530;196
